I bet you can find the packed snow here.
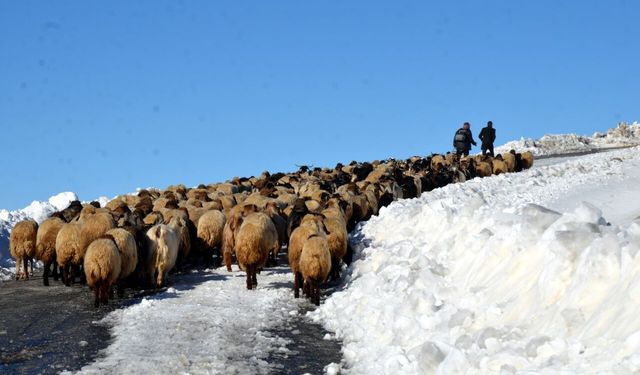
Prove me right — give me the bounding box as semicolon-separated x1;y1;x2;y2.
311;146;640;373
496;121;640;156
71;266;302;375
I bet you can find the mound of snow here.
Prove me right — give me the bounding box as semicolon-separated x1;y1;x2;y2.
0;192;78;280
312;146;640;374
496;122;640;156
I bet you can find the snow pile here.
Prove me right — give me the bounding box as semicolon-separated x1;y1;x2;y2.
312;146;640;373
0;192;77;280
497;122;640;156
73;267;302;375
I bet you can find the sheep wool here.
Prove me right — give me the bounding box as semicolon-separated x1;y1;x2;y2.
35;216;65;285
234;212;278;290
9;219;38;280
106;228;138;280
84;238;122;307
299;235;332;306
146;224;180;288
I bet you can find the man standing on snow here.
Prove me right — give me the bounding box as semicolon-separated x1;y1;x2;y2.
479;121;496;157
453;122;477;157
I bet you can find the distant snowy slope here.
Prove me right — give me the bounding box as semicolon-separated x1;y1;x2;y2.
0;192;77;280
312;146;640;374
496;121;640;156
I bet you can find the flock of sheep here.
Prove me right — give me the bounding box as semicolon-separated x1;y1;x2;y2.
9;150;534;307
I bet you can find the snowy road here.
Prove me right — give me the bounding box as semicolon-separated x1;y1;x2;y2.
72;261;342;375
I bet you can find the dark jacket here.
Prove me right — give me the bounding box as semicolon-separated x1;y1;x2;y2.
479;126;496;147
453;128;476;151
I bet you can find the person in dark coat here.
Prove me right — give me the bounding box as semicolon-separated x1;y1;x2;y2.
479;121;496;157
453;122;477;157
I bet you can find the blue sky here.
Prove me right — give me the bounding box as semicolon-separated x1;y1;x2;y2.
1;1;638;210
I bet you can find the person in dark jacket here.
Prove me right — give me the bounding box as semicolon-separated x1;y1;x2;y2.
453;122;477;157
479;121;496;157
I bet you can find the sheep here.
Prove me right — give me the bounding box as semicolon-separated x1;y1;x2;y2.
195;209;225;267
146;224;180;288
474;161;493;177
143;211;164;226
84;237;121;307
430;154;448;171
54;200;83;222
35;216;65;285
9;220;38;280
265;201;287;266
57;210;115;286
321;208;348;281
299;235;332;306
521;151;534;169
492;157;508;175
106;228;138;293
79;212;116;256
234;212;279;290
168;215;192;266
55;222;83;286
502;151;517;172
288;214;326;298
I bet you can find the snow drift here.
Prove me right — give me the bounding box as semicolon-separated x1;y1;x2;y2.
312;146;640;373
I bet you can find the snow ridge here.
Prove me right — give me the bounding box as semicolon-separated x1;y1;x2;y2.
311;146;640;374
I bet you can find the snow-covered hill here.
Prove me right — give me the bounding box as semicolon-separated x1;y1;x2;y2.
311;146;640;373
496;121;640;156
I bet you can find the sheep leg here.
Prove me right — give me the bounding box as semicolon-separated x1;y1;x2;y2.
15;257;22;280
100;282;109;305
78;265;86;284
63;264;71;286
294;273;300;298
52;260;60;281
251;267;258;288
117;281;125;298
23;258;30;280
29;258;34;277
245;264;253;290
93;281;101;308
314;280;320;306
224;248;233;272
43;261;51;286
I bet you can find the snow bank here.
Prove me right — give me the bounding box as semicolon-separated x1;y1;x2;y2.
0;192;78;280
496;121;640;156
312;146;640;374
73;267;302;375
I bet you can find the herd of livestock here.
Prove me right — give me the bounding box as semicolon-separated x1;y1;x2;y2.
8;151;534;307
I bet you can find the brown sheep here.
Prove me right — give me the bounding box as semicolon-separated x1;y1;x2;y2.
35;216;65;285
196;210;226;267
234;212;279;290
55;222;83;286
521;151;534;169
84;237;121;307
502;151;517;172
474;161;493;177
265;201;287;266
299;235;332;306
321;210;348;281
492;158;508;175
106;228;138;285
9;220;38;280
222;206;244;271
288;214;325;298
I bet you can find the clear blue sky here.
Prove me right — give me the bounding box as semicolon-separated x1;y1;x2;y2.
1;1;638;210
